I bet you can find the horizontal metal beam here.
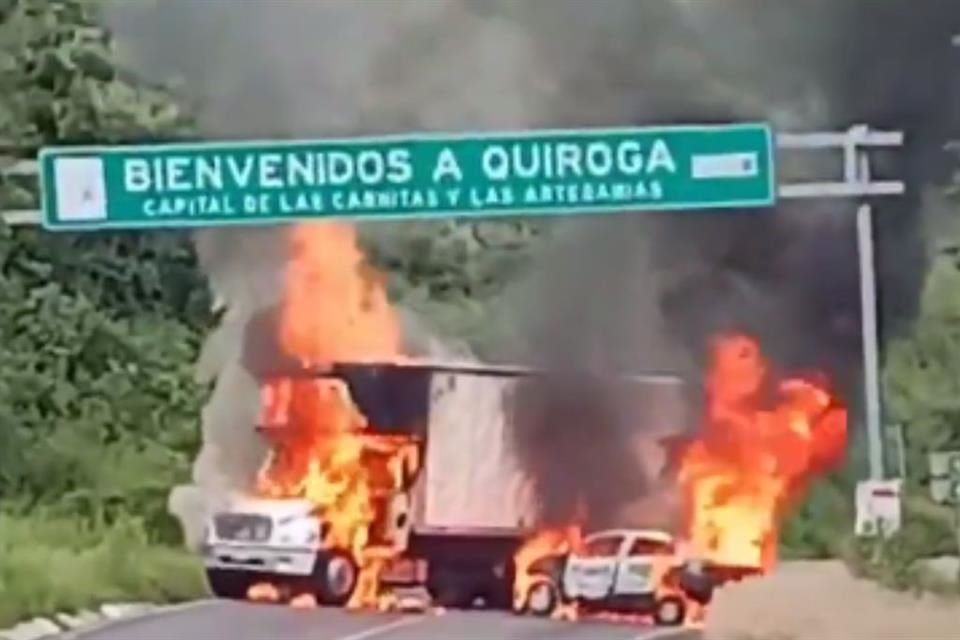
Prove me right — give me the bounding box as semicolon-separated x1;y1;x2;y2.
1;209;41;225
780;181;906;199
1;159;38;176
777;129;904;149
0;129;907;176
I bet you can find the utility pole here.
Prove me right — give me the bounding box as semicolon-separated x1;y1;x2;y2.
779;125;904;482
857;206;884;480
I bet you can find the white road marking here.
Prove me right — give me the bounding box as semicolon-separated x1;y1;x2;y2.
333;616;425;640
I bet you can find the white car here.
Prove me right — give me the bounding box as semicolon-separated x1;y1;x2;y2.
519;529;707;626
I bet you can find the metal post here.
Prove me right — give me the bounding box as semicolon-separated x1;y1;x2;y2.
894;423;906;479
955;504;960;584
857;203;884;480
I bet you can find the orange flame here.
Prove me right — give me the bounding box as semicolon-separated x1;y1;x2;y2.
252;222;418;609
511;333;846;626
290;593;319;609
512;526;582;616
247;582;281;603
279;222;402;363
678;333;848;571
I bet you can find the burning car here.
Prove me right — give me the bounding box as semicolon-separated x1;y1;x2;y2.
511;335;848;626
514;528;716;626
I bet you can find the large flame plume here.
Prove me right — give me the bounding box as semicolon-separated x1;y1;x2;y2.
250;222;419;609
677;333;847;571
512;332;847;623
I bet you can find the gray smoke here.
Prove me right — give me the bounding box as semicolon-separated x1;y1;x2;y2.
103;0;564;545
497;0;960;530
103;0;960;541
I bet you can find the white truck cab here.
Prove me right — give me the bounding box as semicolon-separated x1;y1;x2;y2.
201;495;359;605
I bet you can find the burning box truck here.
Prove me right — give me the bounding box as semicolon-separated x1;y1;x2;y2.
199;360;693;610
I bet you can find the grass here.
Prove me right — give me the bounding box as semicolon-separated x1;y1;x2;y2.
0;511;207;627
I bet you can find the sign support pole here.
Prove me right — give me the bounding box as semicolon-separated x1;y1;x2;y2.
858;202;884;481
955;504;960;583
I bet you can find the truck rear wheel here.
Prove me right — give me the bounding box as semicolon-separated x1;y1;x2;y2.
427;570;472;609
206;569;253;600
313;550;359;606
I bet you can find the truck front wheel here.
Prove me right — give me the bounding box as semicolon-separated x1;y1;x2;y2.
313;550;359;606
206;568;252;600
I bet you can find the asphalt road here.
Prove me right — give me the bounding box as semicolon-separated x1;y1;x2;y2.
65;601;703;640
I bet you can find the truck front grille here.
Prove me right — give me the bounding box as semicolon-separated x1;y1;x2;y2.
213;513;273;542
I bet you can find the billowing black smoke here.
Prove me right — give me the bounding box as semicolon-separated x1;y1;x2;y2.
504;1;960;529
102;0;960;536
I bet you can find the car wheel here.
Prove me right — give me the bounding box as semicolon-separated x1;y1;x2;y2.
314;550;359;606
654;595;687;626
678;568;715;605
524;579;559;617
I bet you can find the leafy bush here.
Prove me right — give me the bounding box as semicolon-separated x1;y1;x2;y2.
0;2;209;625
0;511;207;627
779;473;856;560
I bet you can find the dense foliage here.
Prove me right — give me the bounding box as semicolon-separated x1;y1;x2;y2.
0;0;207;540
0;511;206;627
0;0;215;621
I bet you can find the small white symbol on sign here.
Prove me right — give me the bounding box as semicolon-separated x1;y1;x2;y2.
53;157;108;221
691;153;760;180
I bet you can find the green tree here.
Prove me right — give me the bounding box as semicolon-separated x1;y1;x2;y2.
0;0;208;541
0;0;209;328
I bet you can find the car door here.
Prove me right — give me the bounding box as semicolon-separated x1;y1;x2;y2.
614;534;675;596
561;533;624;601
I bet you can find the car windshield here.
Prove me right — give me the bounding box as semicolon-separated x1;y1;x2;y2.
582;535;623;558
627;537;675;556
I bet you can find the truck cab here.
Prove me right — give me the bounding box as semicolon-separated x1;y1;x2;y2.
201;495;362;605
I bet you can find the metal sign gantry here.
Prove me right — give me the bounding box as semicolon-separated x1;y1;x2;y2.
1;124;906;480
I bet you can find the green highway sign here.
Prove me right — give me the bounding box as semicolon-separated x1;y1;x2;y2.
929;478;960;505
39;124;776;231
927;450;960;504
928;450;960;478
